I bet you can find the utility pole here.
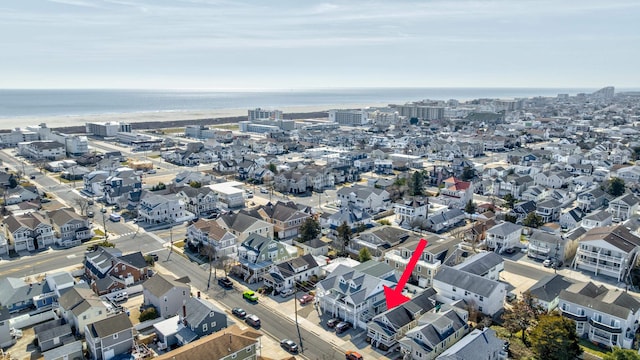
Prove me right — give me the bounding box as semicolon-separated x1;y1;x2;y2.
294;281;304;353
166;219;174;261
102;208;109;243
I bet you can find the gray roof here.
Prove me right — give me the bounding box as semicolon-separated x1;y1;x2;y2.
369;288;437;336
402;307;467;354
35;321;72;343
184;297;225;328
0;277;49;308
318;264;395;305
560;281;640;319
434;266;502;298
88;313;133;338
454;252;503;277
43;341;83;360
528;275;575;303
584;210;612;222
353;260;395;280
436;327;505;360
487;222;522;237
143;273;190;298
529;229;561;245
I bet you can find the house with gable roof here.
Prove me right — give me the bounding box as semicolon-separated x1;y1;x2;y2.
316;262;398;330
394;197;429;228
337;184;391;213
398;303;470;360
607;193;639;222
142;274;191;319
235;234;296;283
176;186;218;218
262;254;320;293
433;266;506;316
453;251;504;281
4;212;55;252
485;222;522;253
216;211;274;242
47;207;93;247
526;274;575;312
85;313;134;360
367;288;437;350
349;226;415;259
56;286;109;335
186;219;237;257
559;281;640;349
582;210;613;230
253;201;311;241
572;225;640;281
534;170;572;189
138;193;194;225
177;297;228;344
436;327;507;360
577;187;608;212
0;277;54;313
435;177;473;209
84;247;150;295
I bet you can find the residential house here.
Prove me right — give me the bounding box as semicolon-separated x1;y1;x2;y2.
84;247;150;295
582;210;613;230
4;185;39;205
176;186;218;218
384;235;461;288
426;209;465;233
34;319;73;352
607;193;639;222
0;277;53;313
326;205;373;235
153;324;260;360
398;304;470;360
0;307;14;348
559;207;584;230
253;201;311;241
350;226;415;259
19;141;65;160
520;186;548;202
217;211;274;242
559;281;640;349
296;238;329;256
485;222;522;253
535;198;562;223
47;207;93;247
138;193;194;225
534;170;572;189
577;187;608;212
186;219;237;257
510;200;537;224
572;225;640;282
337;185;390;213
615;166;640;184
436;327;507;360
235;234;296;284
56;286;109;335
85;313;134;360
367;289;437;350
263;254;321;293
453;251;504;281
180;297;228;343
436;177;473;209
42;341;84;360
142;274;191;319
433;266;507;316
394;198;429;228
4;212;55;251
102;168;142;205
316;262;397;330
527;229;571;262
527;275;575;312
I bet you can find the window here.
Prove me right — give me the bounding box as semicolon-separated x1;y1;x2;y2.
203;323;208;332
452;287;456;292
183;291;186;296
479;296;484;302
211;321;216;328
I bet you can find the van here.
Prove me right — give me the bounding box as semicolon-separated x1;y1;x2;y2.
245;314;261;328
109;213;121;222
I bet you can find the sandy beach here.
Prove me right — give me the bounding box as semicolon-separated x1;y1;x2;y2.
1;103;389;130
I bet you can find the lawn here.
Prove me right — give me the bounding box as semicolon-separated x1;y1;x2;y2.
173;240;185;248
579;339;612;359
94;229;105;236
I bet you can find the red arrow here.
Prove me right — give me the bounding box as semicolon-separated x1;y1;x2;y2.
384;238;428;309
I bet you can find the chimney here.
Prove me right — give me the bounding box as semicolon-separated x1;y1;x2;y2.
182;305;187;326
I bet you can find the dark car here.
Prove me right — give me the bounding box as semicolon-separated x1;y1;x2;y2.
327;318;341;328
280;339;299;353
218;277;233;288
148;253;159;262
335;321;351;334
232;307;247;318
87;211;94;218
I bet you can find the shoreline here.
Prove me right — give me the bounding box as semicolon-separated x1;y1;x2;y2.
0;103;389;131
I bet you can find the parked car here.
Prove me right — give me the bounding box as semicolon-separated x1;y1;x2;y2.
506;292;517;303
29;175;36;180
504;248;516;254
543;257;563;268
280;339;299;353
232;307;247;318
87;211;94;218
260;187;269;194
147;169;156;174
335;321;351;334
112;292;128;302
299;294;314;305
88;199;94;205
245;314;261;328
218;277;233;288
327;318;341;328
243;290;258;302
345;351;363;360
280;289;295;298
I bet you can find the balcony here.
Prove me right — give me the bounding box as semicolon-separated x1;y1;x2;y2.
589;318;622;334
561;309;587;322
578;249;624;263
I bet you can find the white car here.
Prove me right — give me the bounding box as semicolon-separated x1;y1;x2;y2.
280;289;295;298
260;187;269;194
112;292;128;302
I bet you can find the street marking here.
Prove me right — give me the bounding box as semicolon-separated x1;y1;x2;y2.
67;254;76;259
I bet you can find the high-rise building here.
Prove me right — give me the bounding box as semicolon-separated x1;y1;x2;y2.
85;122;131;137
247;108;283;121
328;109;367;126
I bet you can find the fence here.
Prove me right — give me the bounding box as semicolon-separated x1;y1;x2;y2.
10;310;57;329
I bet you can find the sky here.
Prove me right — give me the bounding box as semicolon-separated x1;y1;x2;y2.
1;0;639;89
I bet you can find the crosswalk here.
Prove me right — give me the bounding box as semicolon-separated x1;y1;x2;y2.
108;231;137;240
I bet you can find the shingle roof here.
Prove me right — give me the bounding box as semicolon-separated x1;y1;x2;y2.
454;252;503;276
184;297;224;329
437;327;505;360
528;275;575;303
143;274;190;298
560;281;640;319
434;266;501;298
580;225;640;253
153;325;259;360
88;313;133;338
487;222;522;237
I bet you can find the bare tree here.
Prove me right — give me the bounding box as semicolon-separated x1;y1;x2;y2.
74;197;90;215
200;244;218;289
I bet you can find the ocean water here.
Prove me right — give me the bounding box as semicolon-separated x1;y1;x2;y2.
0;88;603;118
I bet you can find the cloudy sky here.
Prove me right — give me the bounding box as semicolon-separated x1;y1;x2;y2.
1;0;638;89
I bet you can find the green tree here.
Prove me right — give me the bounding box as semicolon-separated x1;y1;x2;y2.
336;221;352;255
461;166;475;181
465;200;477;214
529;314;582;360
358;247;372;262
607;177;626;196
504;214;518;223
189;181;202;188
501;291;545;344
603;348;640;360
523;212;544;228
409;171;424;196
268;163;277;174
503;194;516;209
139;307;159;322
299;217;321;242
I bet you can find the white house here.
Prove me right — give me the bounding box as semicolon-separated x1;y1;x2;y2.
186;219;237;257
336;185;390;213
607;193;639;222
433;266;506;316
485;222;522;253
138;193;194;225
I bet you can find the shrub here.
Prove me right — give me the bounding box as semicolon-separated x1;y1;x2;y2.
139;307;159;322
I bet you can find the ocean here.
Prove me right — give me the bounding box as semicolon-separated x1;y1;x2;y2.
0;87;607;118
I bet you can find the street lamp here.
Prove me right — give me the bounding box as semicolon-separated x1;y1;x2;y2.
101;207;109;243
